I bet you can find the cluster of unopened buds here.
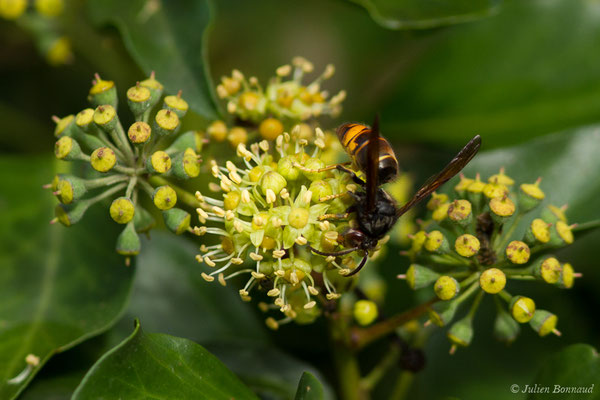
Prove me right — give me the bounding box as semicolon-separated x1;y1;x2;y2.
398;169;580;352
1;0;72;65
47;72;203;264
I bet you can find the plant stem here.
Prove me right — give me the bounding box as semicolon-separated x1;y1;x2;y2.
350;299;436;350
389;371;414;400
360;345;400;391
328;315;368;400
494;213;523;255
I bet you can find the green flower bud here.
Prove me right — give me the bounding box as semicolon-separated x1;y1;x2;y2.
559;262;576;289
128;122;151;144
309;180;333;203
110;197;135;224
466;175;485;205
529;309;559;337
207;120;228;142
278;156;301;181
454;234;480;258
401;264;440;290
146;151;171;174
353;300;378;326
133;206;155;233
227;127;248;147
519;178;545;212
509;296;535;323
289;207;310;229
153;185;177;210
479;268;506;294
447;315;474;349
75;108;95;132
54;136;82;160
116;222;141;256
454;174;474;194
260;171;287;195
55;175;86;204
0;0;27;19
409;231;427;252
248;165;266;183
549;221;574;246
53;114;76;137
494;307;520;343
154;109;179;136
428;299;459;327
524;218;551;245
54;202;89;227
140;72;164;108
427;192;449;210
127;84;152;117
224;191;241;210
162;208;191;234
424;230;449;254
483;182;509;199
35;0;64;17
488;168;514;186
171;148;200;179
164;92;189;118
93;105;117;132
505;240;530;264
541;204;568;224
532;256;561;284
434;276;459;300
431;203;450;222
90;147;117;173
259;117;284;140
166;130;204;153
301;158;326;181
447;199;472;227
258;261;274;276
489;196;515;224
88;75;117;108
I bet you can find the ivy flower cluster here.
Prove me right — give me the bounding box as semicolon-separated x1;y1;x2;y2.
398;169;580;353
47;73;202;264
193;127;368;329
215;57;346;126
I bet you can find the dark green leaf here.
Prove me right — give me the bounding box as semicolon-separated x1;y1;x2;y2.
87;0;219;119
383;0;600;147
108;232;336;399
109;231;266;345
73;321;259;400
207;342;334;400
462;125;600;223
350;0;500;30
294;372;324;400
0;156;134;400
528;344;599;400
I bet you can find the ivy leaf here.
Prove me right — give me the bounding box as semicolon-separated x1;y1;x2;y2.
294;372;325;400
528;344;600;400
207;342;334;400
73;321;259;400
111;231;266;344
350;0;501;30
383;0;600;147
462;125;600;223
88;0;219;119
0;156;134;400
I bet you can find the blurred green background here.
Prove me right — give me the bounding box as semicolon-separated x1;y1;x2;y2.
1;0;600;399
